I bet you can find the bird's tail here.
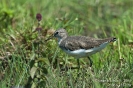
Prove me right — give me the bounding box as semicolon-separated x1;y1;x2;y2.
99;37;117;43
109;37;117;42
96;37;117;44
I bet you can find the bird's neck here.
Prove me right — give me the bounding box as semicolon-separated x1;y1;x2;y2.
58;36;67;45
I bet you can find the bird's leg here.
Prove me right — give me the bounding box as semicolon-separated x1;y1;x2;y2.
88;57;93;67
77;59;80;71
76;59;80;79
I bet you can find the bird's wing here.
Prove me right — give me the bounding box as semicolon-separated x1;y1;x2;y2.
60;36;101;51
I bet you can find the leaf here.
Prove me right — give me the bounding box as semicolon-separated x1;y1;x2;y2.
31;82;36;88
30;60;35;68
30;66;37;79
38;80;46;88
37;58;50;65
42;67;48;74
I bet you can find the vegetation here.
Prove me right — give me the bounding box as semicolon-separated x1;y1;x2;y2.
0;0;133;88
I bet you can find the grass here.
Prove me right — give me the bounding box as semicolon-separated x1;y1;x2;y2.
0;0;133;88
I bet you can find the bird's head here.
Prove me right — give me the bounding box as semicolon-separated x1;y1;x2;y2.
53;28;68;39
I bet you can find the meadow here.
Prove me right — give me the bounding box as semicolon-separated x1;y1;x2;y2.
0;0;133;88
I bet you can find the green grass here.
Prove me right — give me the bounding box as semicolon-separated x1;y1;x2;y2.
0;0;133;88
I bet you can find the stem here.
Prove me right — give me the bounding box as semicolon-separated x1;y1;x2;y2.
37;21;41;58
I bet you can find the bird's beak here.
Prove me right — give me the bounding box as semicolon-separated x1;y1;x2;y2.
53;33;56;37
45;34;54;41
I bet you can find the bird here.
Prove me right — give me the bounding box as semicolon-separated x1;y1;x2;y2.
53;28;116;69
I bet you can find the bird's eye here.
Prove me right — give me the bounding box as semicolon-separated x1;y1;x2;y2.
54;31;59;36
55;32;59;35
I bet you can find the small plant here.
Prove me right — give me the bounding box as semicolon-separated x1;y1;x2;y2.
36;13;42;57
25;13;48;88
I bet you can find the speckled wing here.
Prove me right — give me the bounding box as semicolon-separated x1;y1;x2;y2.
59;36;116;51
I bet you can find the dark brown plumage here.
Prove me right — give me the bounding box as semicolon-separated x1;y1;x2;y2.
59;36;116;51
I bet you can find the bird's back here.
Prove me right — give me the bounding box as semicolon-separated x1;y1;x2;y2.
59;36;116;51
